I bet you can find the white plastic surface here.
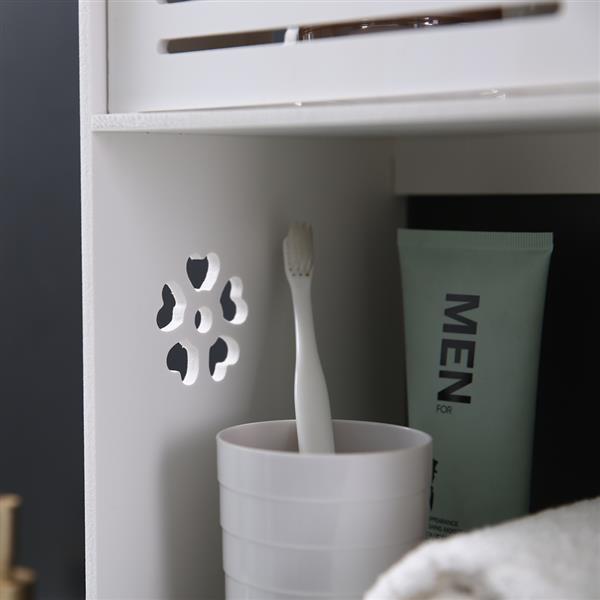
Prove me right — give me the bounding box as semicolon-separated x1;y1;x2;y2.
393;131;600;195
108;0;599;113
79;2;107;595
84;133;403;600
219;486;428;547
217;420;432;598
223;533;420;597
92;87;600;136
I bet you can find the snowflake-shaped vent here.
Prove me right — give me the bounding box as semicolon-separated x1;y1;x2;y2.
156;253;247;385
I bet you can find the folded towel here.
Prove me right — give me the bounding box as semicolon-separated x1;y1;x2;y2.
365;498;600;600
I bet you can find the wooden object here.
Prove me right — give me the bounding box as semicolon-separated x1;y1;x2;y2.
0;496;35;600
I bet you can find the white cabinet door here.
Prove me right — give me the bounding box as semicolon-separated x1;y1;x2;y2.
108;0;599;113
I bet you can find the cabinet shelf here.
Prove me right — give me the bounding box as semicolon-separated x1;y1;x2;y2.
91;85;599;136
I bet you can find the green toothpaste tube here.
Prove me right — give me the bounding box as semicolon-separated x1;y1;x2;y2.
397;229;553;537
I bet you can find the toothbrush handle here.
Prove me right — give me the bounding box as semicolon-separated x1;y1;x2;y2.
291;280;335;453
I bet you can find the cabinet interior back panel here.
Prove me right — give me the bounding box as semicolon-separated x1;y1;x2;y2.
108;0;599;113
393;131;600;195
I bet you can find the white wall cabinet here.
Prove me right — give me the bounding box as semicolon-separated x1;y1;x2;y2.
80;2;600;598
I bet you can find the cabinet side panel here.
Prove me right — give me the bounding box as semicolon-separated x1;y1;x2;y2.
80;2;107;598
89;134;400;599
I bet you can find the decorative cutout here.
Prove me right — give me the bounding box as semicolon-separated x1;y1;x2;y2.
187;253;220;291
167;343;187;381
166;341;199;386
220;277;248;325
158;252;245;385
156;282;186;332
209;336;240;383
163;29;286;54
194;307;213;334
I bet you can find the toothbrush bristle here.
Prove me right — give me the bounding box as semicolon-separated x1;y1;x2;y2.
284;222;313;276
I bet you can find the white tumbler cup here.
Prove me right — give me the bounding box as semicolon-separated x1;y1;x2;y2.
217;419;432;600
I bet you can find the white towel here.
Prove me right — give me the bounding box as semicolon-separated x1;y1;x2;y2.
365;498;600;600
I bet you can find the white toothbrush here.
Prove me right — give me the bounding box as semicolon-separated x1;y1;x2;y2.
283;223;335;454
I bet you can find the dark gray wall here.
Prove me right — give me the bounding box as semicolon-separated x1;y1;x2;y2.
0;2;84;599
